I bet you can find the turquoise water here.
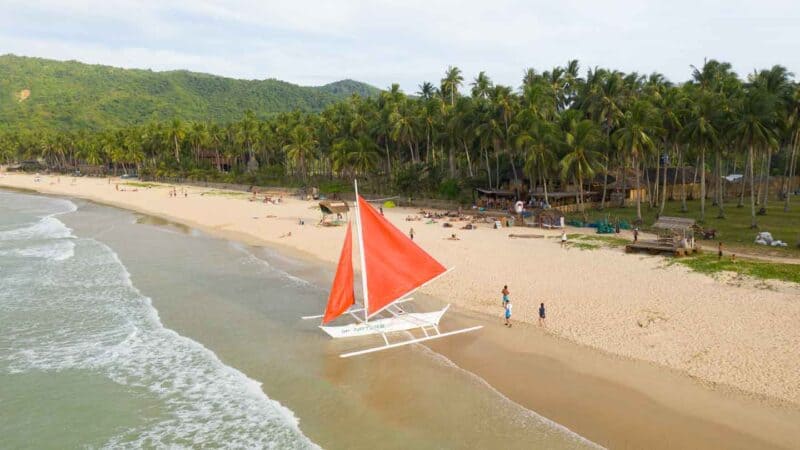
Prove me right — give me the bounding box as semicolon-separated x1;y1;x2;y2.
0;191;317;448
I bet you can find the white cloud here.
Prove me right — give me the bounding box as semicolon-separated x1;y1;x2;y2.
1;0;797;90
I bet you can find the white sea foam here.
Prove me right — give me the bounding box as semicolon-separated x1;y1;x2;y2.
0;215;74;241
0;239;75;261
0;193;318;449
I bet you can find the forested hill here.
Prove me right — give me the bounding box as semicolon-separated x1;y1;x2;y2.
0;54;380;131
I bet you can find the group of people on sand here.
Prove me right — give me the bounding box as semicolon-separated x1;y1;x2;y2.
501;285;546;328
250;187;284;205
168;187;187;197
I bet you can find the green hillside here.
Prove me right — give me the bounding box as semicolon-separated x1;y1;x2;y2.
0;54;380;131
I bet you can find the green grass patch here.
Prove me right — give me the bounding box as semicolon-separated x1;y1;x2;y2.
566;197;800;258
202;190;249;198
568;234;629;248
122;182;160;188
671;254;800;285
567;241;601;251
578;234;629;247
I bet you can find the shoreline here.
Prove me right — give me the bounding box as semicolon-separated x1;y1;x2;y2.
3;174;800;448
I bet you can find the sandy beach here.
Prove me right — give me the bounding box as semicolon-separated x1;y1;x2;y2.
3;173;800;448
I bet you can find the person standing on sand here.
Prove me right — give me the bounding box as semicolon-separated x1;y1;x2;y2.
539;303;546;327
409;227;415;240
633;227;639;243
561;230;567;248
718;242;723;261
504;300;512;327
379;206;384;216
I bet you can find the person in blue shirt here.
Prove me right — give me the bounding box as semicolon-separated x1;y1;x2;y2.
538;303;546;327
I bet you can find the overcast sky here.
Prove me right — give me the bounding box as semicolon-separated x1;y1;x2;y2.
2;0;798;92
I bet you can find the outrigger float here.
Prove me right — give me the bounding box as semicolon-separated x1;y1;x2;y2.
302;181;482;358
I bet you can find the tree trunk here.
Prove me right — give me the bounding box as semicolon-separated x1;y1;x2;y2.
716;151;725;218
739;148;749;207
762;147;772;211
174;135;180;163
495;151;500;189
448;146;455;178
659;144;671;215
619;159;628;207
749;145;757;228
785;131;799;212
484;147;492;188
540;165;550;206
600;131;611;210
600;163;609;210
634;152;642;221
653;153;660;209
384;142;392;177
755;151;765;205
681;150;688;212
699;148;706;222
463;140;474;177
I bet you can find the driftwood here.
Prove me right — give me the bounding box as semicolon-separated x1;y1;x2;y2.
508;233;544;239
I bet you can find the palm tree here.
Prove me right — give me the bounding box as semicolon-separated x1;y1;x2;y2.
785;86;800;212
613;100;660;221
187;122;209;164
165;119;185;163
470;71;493;100
518;118;556;205
417;82;437;100
389;103;419;164
730;89;778;228
283;124;318;183
559;118;604;215
680;92;720;222
441;66;463;107
583;69;625;209
348;136;380;176
238;110;260;172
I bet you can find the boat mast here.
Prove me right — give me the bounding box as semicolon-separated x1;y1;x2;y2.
353;179;370;323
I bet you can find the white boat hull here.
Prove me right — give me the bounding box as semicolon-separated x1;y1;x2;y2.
320;308;447;339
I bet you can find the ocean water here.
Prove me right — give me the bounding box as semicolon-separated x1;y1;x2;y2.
1;190;598;449
0;191;317;448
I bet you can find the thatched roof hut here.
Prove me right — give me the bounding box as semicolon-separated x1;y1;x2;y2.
319;200;349;216
653;216;695;231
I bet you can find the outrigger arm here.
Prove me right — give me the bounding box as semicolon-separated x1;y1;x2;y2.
339;324;483;358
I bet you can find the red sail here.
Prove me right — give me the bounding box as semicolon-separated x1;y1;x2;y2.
322;223;355;324
358;196;446;317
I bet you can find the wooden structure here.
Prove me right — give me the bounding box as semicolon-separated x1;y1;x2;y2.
625;216;699;257
474;188;516;211
319;200;349;225
526;209;564;229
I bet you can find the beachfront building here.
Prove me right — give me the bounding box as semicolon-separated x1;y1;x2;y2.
473;188;517;211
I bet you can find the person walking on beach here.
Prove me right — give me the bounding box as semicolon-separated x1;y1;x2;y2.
501;285;510;306
504;299;512;327
633;227;639;243
718;242;723;261
538;303;546;327
379;206;384;216
409;227;415;240
561;230;568;248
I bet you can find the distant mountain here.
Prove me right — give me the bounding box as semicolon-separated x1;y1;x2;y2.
0;54;380;132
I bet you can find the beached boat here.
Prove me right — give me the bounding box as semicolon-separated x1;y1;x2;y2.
303;181;481;358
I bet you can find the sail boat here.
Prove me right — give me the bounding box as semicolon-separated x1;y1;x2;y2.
302;181;482;358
